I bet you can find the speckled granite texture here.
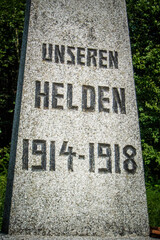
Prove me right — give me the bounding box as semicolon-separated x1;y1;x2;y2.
0;234;153;240
2;0;149;238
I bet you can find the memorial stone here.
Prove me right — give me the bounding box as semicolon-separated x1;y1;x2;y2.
2;0;150;239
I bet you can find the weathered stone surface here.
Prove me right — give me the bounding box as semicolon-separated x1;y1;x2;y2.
2;0;149;238
0;234;153;240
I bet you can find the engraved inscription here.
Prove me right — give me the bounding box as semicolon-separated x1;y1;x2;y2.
32;140;46;171
98;86;109;113
123;145;137;174
22;140;137;174
50;141;55;171
35;81;49;109
87;49;97;67
22;139;29;170
82;85;95;112
42;43;118;69
35;81;126;114
99;50;107;68
52;82;64;109
98;143;112;173
55;45;65;64
115;144;121;174
42;43;52;61
59;141;76;172
89;143;95;172
67;84;78;110
112;88;126;114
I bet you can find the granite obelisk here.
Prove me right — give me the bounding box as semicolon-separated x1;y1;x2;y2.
2;0;149;239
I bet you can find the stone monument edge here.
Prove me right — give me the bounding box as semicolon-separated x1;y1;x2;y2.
125;0;149;228
1;0;31;234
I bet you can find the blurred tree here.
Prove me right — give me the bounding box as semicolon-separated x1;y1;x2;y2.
126;0;160;226
0;0;26;148
126;0;160;186
0;0;26;228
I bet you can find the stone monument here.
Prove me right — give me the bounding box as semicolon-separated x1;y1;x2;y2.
2;0;150;239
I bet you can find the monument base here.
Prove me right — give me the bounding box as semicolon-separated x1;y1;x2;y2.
0;234;152;240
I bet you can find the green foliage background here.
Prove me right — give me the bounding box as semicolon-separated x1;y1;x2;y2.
0;0;160;230
126;0;160;227
0;0;26;228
